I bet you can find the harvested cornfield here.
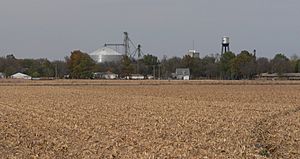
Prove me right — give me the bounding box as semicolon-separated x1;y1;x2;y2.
0;80;299;158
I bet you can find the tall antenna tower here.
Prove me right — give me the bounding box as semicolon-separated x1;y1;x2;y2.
193;40;195;50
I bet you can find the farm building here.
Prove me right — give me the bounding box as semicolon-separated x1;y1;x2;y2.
175;68;190;80
257;73;300;80
147;75;154;80
89;47;123;63
130;74;145;80
93;72;118;79
11;72;32;80
0;72;5;79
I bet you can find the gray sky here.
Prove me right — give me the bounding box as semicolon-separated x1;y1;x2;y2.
0;0;300;60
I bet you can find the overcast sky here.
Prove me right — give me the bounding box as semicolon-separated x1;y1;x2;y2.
0;0;300;60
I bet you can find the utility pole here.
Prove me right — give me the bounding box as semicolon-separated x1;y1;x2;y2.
55;63;58;79
158;65;161;80
136;60;139;74
153;65;156;80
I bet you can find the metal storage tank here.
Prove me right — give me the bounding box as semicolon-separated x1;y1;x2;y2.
89;47;123;63
222;36;230;45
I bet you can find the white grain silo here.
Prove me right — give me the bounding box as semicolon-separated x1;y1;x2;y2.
89;47;123;63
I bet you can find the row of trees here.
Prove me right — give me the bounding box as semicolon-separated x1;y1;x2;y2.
0;54;68;78
160;51;300;79
1;50;300;79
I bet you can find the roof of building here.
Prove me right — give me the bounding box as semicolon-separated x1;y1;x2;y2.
12;72;30;77
176;68;190;76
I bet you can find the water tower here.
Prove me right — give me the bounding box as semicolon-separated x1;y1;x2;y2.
221;36;230;54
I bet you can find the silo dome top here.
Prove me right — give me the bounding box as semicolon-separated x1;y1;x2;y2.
90;47;122;56
89;47;123;63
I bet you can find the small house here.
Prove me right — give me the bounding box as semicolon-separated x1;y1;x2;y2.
175;68;190;80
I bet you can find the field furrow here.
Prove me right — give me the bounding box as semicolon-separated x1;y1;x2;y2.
0;81;299;158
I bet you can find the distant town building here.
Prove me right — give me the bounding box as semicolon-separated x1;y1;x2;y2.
175;68;190;80
0;72;5;79
186;50;200;58
11;72;32;80
63;75;70;79
257;73;300;80
130;74;145;80
147;75;154;80
93;72;118;79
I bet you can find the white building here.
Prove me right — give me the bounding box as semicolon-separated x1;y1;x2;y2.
131;74;145;80
175;68;190;80
147;75;154;80
93;72;118;79
11;73;32;80
183;76;190;80
104;73;118;79
187;50;200;58
0;72;5;79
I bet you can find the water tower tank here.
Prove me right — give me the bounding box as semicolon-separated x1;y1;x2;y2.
222;37;230;45
221;36;230;54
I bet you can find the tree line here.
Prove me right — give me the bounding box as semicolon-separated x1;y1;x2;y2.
0;54;68;78
0;50;300;79
161;51;299;79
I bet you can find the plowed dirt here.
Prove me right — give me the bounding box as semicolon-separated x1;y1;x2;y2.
0;80;299;158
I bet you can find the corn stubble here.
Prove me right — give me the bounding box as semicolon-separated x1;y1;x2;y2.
0;81;299;158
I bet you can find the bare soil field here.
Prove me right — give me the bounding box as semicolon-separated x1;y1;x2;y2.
0;80;299;158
